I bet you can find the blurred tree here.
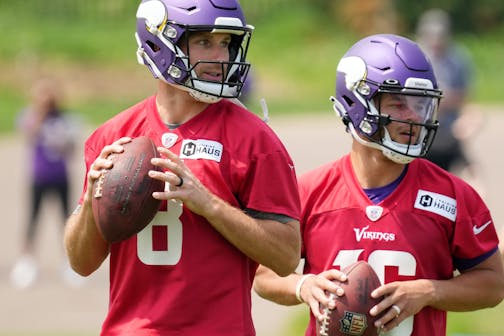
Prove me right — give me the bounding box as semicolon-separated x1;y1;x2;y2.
333;0;399;36
0;0;137;22
394;0;504;33
0;0;501;34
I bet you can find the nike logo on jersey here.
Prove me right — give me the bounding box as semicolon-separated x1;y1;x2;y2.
179;139;223;162
473;220;492;235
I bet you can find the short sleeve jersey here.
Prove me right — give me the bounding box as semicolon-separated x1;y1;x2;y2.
299;155;498;336
80;96;300;336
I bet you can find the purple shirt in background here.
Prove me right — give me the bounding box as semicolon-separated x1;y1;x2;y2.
18;109;75;185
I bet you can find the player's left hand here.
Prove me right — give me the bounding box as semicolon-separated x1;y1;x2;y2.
369;279;434;332
299;269;347;322
149;147;215;216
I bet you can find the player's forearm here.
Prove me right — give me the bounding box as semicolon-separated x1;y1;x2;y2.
64;202;109;276
254;266;301;306
430;252;504;311
254;219;300;276
204;196;301;276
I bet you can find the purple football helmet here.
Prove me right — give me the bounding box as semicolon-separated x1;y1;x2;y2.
135;0;253;103
331;34;442;163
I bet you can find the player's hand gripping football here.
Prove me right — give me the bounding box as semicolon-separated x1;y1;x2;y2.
149;146;215;217
85;137;132;204
370;279;433;332
297;269;347;321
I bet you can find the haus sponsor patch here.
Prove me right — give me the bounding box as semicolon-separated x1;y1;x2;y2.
179;139;223;162
414;189;457;221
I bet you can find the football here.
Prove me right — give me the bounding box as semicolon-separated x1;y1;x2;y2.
317;261;382;336
92;136;165;243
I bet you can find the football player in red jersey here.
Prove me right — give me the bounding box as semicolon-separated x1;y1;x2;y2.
63;1;301;335
254;34;504;336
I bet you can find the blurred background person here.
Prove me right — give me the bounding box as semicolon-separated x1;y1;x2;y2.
10;77;82;289
416;8;484;190
239;68;255;107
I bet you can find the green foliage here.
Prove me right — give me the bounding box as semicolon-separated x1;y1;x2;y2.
446;301;504;335
460;30;504;103
0;5;135;65
77;98;138;126
0;1;503;136
283;308;310;335
395;0;504;33
0;86;24;134
246;5;359;114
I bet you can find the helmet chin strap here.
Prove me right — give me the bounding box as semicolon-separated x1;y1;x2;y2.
164;82;222;104
346;121;416;164
381;126;425;164
188;89;222;104
161;60;237;104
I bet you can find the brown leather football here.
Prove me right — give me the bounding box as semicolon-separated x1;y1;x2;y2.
317;261;382;336
92;136;164;243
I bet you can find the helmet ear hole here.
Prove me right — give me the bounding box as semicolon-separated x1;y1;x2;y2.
229;35;243;61
146;40;161;53
342;95;355;107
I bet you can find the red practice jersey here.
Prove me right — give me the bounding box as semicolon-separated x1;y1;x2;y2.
299;155;498;336
80;96;300;336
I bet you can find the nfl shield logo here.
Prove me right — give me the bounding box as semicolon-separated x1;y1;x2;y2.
365;205;383;222
339;311;367;335
161;133;178;148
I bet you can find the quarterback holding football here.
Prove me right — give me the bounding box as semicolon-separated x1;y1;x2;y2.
254;34;504;336
64;1;301;335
